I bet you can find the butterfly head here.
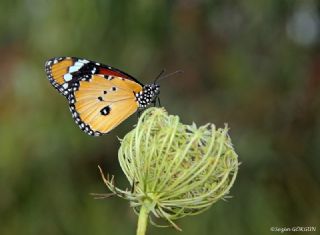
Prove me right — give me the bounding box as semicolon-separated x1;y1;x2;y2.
136;83;160;108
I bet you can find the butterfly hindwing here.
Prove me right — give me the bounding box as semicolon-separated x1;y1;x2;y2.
69;74;141;136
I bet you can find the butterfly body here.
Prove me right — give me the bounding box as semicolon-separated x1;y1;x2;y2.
45;57;160;136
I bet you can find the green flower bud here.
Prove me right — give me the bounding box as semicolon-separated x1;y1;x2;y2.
97;107;238;233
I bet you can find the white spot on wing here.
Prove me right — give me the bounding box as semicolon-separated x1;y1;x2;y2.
64;73;73;81
68;62;84;73
69;65;81;73
74;61;84;67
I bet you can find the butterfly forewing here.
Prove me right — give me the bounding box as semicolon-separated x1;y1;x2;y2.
45;57;143;96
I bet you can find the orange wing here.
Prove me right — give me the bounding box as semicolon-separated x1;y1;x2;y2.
48;58;74;85
69;74;142;136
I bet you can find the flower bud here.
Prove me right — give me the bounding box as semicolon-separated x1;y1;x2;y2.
98;107;239;230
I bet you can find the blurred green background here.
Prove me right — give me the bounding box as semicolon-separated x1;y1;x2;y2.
1;0;319;234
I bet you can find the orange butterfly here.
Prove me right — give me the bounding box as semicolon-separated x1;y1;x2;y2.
45;57;161;136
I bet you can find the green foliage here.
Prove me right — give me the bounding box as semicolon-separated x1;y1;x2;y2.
0;0;319;235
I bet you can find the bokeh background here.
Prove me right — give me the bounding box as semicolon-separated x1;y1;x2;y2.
1;0;319;234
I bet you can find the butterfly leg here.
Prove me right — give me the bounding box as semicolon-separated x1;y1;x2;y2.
157;97;161;107
137;110;142;118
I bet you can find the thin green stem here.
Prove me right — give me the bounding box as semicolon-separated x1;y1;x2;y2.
136;204;150;235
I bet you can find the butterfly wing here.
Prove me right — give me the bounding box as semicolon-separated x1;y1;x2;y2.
69;74;141;136
45;57;143;97
45;57;143;135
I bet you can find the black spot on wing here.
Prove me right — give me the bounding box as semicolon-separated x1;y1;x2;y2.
100;106;111;116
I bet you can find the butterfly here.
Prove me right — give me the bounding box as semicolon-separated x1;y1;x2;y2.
45;57;162;136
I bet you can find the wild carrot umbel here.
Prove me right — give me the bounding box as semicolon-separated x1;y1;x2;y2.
96;107;239;234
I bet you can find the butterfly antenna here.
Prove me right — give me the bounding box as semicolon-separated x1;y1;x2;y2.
154;69;166;83
155;70;184;83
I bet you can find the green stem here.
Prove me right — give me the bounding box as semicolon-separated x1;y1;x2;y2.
136;204;150;235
